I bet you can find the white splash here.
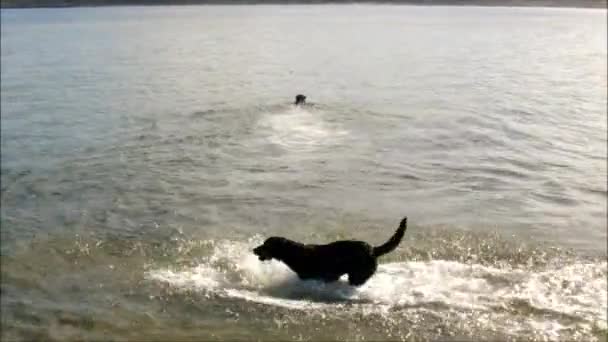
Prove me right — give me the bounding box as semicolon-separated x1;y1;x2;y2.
146;238;607;338
258;106;348;152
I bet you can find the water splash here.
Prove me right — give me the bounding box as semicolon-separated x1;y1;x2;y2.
146;237;607;340
257;106;348;152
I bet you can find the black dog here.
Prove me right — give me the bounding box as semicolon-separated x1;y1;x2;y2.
253;217;407;286
294;94;306;105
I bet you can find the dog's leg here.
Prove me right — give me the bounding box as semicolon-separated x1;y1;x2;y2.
348;266;376;286
321;274;341;283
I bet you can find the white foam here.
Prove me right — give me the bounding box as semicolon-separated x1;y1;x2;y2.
258;106;348;152
147;264;222;291
495;262;608;326
145;239;607;334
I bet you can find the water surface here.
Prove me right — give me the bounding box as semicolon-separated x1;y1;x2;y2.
1;5;606;341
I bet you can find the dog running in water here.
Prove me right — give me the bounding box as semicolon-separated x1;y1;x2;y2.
253;217;408;286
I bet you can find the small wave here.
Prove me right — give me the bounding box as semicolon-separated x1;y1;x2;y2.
473;166;530;180
577;185;608;199
191;109;218;118
531;191;579;206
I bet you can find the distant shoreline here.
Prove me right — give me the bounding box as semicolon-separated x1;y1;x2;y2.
1;0;606;9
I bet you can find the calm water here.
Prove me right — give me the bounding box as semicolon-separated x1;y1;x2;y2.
1;5;606;341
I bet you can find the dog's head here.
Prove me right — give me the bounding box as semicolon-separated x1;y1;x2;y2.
294;94;306;105
253;237;288;261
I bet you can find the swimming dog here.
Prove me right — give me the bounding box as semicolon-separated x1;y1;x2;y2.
294;94;306;105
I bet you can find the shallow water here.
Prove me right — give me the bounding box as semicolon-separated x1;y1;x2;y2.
1;4;607;341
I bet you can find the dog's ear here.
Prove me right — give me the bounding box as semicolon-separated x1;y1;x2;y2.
262;237;287;252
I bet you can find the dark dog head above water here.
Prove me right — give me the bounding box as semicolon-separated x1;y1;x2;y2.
294;94;306;105
253;237;296;261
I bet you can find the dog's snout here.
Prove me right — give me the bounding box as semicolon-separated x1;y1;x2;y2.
253;245;266;255
253;243;273;261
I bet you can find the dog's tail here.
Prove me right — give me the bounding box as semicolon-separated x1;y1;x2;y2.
372;216;407;258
